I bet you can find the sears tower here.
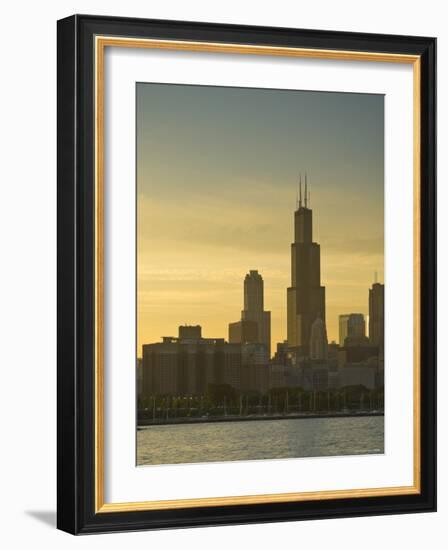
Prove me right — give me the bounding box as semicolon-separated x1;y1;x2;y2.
287;175;326;357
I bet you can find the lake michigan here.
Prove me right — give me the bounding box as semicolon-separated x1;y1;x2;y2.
137;415;384;465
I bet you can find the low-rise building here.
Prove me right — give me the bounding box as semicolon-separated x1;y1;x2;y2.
142;326;242;397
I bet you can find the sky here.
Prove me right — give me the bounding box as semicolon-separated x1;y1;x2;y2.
136;83;384;355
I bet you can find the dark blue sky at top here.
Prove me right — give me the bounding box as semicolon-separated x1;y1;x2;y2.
137;82;384;205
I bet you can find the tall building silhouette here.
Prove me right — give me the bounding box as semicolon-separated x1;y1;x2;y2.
309;318;328;359
229;319;258;345
242;270;271;357
287;175;326;356
369;281;384;357
339;313;366;346
229;270;271;357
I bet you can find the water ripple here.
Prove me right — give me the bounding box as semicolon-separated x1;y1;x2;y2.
137;416;384;466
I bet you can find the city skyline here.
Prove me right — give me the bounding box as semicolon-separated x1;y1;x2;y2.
139;271;379;352
137;83;384;352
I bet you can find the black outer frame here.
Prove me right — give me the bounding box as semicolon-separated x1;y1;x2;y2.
57;14;436;535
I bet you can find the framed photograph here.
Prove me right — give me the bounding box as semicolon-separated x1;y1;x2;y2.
57;15;436;534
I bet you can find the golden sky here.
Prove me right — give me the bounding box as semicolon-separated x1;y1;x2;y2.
136;84;384;355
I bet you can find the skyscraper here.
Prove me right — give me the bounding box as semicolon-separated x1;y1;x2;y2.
369;281;384;357
229;270;271;357
287;175;326;356
309;318;328;360
242;270;271;357
339;313;366;346
228;319;258;345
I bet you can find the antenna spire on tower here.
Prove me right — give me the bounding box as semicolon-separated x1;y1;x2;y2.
305;172;308;208
299;173;302;208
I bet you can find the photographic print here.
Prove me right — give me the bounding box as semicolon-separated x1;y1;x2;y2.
136;83;385;466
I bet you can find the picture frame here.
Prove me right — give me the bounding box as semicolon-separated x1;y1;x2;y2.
57;14;436;534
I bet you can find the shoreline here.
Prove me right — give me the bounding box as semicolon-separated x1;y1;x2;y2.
138;410;384;428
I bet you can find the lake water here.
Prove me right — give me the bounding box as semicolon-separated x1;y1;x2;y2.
137;415;384;465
